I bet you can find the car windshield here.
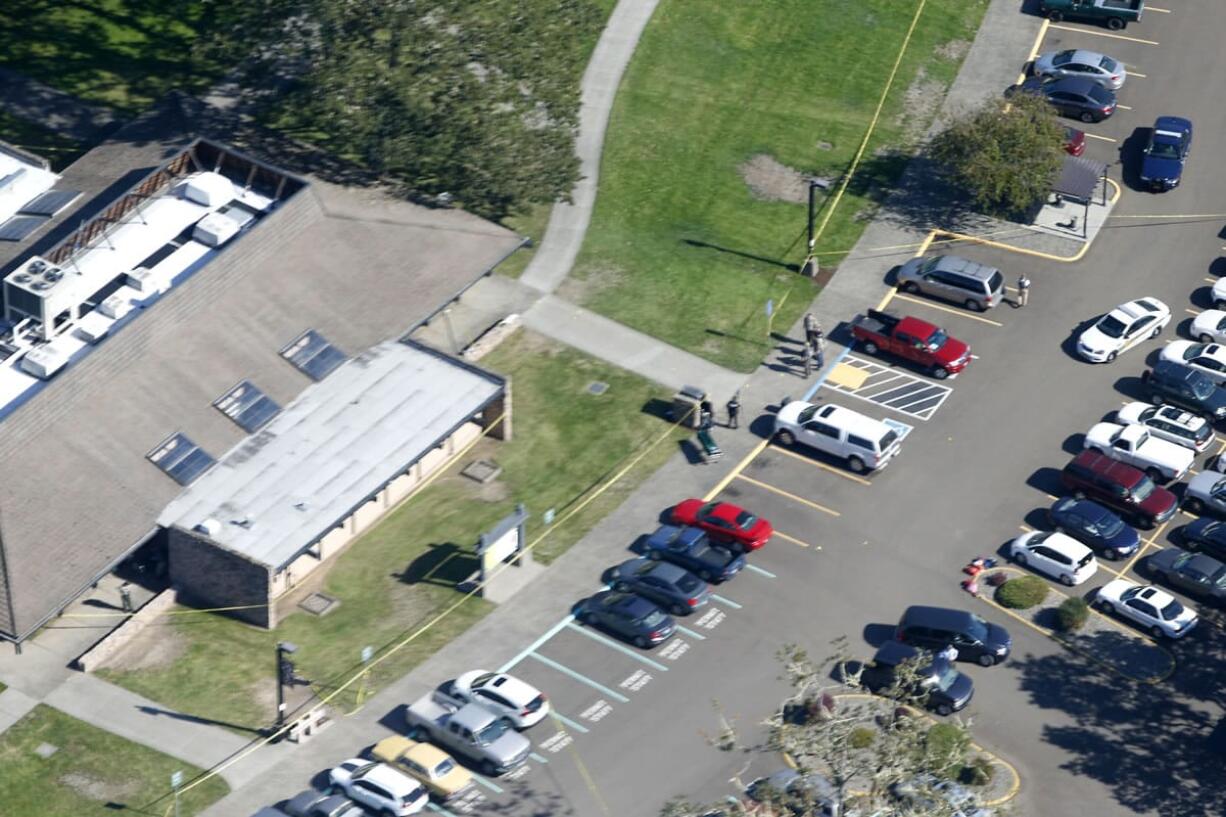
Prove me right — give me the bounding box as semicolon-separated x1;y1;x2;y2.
1149;140;1181;160
796;405;818;424
1096;315;1127;338
921;257;941;274
967;614;989;642
1183;343;1208;361
1160;599;1185;620
934;663;960;691
1212;567;1226;587
1052;50;1074;66
638;608;667;628
471;672;496;689
433;758;456;777
693;545;720;563
1133;477;1155;501
878;429;899;451
735;511;758;530
926;327;948;349
1094;514;1124;537
477;718;510;745
1189;373;1215;399
1099;55;1120;72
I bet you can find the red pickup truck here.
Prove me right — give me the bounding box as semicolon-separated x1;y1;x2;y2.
850;309;972;379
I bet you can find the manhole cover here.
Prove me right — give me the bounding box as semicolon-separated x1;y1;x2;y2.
587;381;609;395
35;743;58;759
462;459;502;484
299;592;339;617
816;141;833;151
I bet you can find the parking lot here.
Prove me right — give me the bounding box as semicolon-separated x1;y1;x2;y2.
228;6;1226;817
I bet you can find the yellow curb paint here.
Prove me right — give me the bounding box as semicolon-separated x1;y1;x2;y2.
1027;17;1050;60
1048;23;1158;45
735;473;841;517
825;362;871;389
891;293;1004;326
767;444;872;486
875;287;897;312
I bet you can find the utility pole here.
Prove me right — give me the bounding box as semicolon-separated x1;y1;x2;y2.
802;179;820;279
275;641;298;730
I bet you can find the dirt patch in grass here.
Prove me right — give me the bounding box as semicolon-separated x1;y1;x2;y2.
739;154;810;204
103;624;187;672
557;264;627;302
897;67;948;143
60;771;139;802
936;39;972;61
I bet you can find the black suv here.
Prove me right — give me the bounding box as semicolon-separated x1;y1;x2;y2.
1142;361;1226;422
860;641;973;716
896;606;1011;667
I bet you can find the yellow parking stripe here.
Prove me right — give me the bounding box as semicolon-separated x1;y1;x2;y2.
1187;308;1201;316
891;293;1004;326
1128;70;1148;78
1048;24;1158;45
734;474;841;517
772;530;816;549
1147;5;1170;12
768;444;872;485
1120;519;1170;577
1116;104;1133;111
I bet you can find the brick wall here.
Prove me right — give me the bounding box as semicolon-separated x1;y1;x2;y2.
167;527;273;628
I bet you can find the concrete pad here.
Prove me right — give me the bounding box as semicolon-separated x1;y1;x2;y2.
825;362;870;389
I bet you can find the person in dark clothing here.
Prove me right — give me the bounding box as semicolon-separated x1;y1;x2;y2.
699;399;714;430
801;341;814;378
726;392;741;429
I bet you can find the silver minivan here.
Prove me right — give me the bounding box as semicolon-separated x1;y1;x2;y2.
896;254;1006;311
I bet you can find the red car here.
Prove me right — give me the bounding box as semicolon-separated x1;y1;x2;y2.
669;499;773;552
1064;126;1086;157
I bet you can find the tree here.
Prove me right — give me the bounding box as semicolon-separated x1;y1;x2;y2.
928;92;1066;219
663;639;1002;817
198;0;603;219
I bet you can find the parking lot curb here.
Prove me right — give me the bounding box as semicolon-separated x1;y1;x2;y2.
974;568;1176;685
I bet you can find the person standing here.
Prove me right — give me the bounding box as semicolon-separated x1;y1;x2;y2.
813;324;826;369
726;391;741;429
699;399;714;430
1016;273;1031;308
803;312;820;347
801;340;814;378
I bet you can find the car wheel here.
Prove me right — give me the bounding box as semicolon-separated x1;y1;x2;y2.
848;456;867;474
1107;16;1125;30
902;282;921;294
1216;300;1226;310
1202;334;1214;344
1014;551;1028;566
1146;467;1164;482
1060;573;1075;586
1148;393;1164;406
965;298;983;312
614;581;630;592
932;366;949;380
1090;446;1104;456
1187;498;1206;515
1099;600;1116;614
1055;525;1067;536
1046;10;1063;21
776;429;796;446
383;809;397;817
672;603;688;616
1080;111;1095;124
935;702;953;716
481;760;498;777
407;726;426;741
647;549;662;561
699;569;713;581
1107;351;1117;362
634;635;649;648
977;654;995;668
1150;625;1164;639
863;341;879;355
1151;326;1162;339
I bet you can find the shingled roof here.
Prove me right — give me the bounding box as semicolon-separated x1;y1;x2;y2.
0;113;522;640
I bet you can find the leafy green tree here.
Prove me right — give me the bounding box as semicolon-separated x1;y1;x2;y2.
928;92;1066;218
200;0;602;219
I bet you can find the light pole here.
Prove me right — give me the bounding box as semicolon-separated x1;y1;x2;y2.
275;641;298;729
802;179;820;278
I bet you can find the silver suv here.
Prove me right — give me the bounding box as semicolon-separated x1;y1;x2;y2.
896;255;1006;312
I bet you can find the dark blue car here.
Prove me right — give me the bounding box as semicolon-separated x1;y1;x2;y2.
577;590;676;647
1048;497;1140;559
1180;518;1226;563
643;524;745;582
1140;116;1192;191
611;558;711;615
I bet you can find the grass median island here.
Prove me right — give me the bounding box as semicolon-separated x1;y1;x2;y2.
568;0;988;372
0;704;228;816
100;331;686;729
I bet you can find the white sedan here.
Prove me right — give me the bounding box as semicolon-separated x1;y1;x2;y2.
1077;298;1170;363
1095;580;1198;639
1213;277;1226;309
435;671;550;729
1116;402;1213;452
1191;309;1226;344
1009;531;1097;585
1160;341;1226;386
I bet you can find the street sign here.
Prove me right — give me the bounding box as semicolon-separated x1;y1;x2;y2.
170;770;183;789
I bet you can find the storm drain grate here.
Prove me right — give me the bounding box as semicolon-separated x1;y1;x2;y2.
299;592;339;617
587;381;609;395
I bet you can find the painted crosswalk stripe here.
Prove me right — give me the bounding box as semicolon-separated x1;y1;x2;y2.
711;593;742;609
527;652;630;703
565;622;669;671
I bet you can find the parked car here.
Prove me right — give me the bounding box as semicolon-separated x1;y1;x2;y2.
370;736;473;802
1048;497;1140;559
1083;421;1194;481
576;590;676;648
1009;76;1117;123
1095;580;1199;639
669;499;772;552
284;791;363;817
643;524;745;582
1190;309;1226;345
1077;297;1170;362
1147;547;1226;605
611;557;711;615
895;254;1006;312
896;606;1011;667
1060;450;1178;529
327;760;428;816
434;671;549;729
1064;126;1086;157
403;694;531;776
1033;48;1126;89
1116;402;1213;452
1140;116;1192;191
1183;471;1226;518
745;769;839;817
1039;0;1144;30
773;400;902;473
850;309;972;379
1212;278;1226;310
1008;531;1098;585
1160;341;1226;386
1180;518;1226;562
1141;361;1226;421
859;641;974;716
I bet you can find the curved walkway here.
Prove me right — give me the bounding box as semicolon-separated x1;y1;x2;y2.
520;0;660;294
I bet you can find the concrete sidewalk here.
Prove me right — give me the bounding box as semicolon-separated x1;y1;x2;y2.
520;0;660;293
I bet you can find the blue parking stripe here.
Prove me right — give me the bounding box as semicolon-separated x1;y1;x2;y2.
527;652;630;703
471;774;503;794
529;751;549;764
745;563;777;578
710;593;742;609
565;622;669;671
802;344;853;402
500;614;575;672
547;710;591;734
675;625;706;641
426;803;458;817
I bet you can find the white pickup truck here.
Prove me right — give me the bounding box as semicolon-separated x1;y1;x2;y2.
1084;422;1194;481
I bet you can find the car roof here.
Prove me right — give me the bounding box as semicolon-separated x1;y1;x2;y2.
929;254;995;279
1154;115;1191;134
405;740;452;767
896;315;939;337
901;605;975;629
608;591;656;617
1113;298;1165;321
872;640;922;665
1042;532;1093;557
1072;449;1143;486
1153;360;1205;383
647;561;687;582
450;702;500;731
1062;497;1114;523
360;763;419;795
1048;75;1100;94
1137;586;1178;607
813;403;892;438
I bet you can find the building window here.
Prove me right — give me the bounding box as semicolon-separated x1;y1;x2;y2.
147;432;215;485
214;379;281;432
281;329;346;381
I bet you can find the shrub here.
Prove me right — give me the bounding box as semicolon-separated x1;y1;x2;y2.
849;727;875;750
925;722;970;776
996;575;1048;609
960;754;996;786
1056;596;1090;632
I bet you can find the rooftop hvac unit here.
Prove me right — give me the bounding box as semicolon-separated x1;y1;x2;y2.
21;342;70;379
193;211;240;248
99;293;132;320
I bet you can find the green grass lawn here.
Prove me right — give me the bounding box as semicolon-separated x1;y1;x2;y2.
0;0;222;115
570;0;988;371
101;331;685;728
0;705;228;816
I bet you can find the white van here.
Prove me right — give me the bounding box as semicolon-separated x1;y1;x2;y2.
773;401;901;473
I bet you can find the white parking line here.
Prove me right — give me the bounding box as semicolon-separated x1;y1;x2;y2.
529;752;550;764
566;622;669;671
547;711;591;734
745;564;777;578
526;652;631;703
675;625;707;641
1084;133;1118;143
500;615;575;671
1048;23;1158;45
472;774;504;794
711;593;742;609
